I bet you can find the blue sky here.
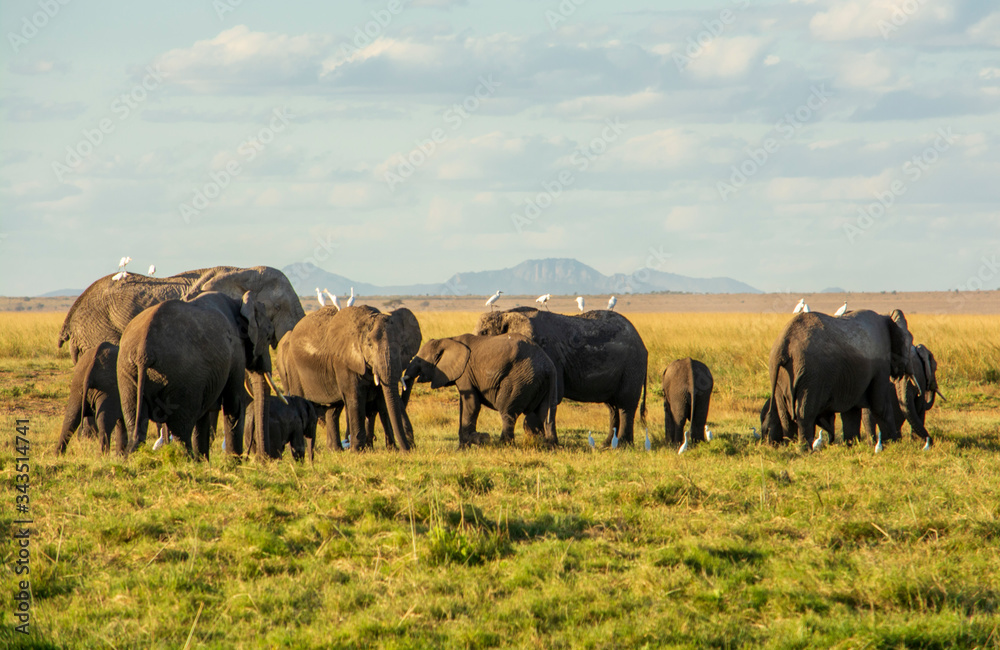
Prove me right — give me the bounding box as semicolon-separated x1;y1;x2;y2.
1;0;998;295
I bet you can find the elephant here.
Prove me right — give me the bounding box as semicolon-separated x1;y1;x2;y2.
661;358;713;451
117;291;285;459
244;394;316;461
860;344;942;447
55;342;127;455
402;333;559;448
759;396;836;444
475;308;647;447
274;305;413;452
764;309;922;452
58;265;304;363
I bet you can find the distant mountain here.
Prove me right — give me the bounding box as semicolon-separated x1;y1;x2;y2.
38;288;82;297
282;258;761;297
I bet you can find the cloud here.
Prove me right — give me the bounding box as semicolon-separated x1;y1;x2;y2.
968;11;1000;46
8;60;69;75
2;96;86;121
809;0;959;41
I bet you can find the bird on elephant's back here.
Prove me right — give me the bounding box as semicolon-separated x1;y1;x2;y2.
58;265;305;364
474;307;647;447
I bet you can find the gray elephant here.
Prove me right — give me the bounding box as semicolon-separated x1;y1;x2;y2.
402;333;559;448
117;291;285;459
58;265;304;363
860;344;942;447
661;358;713;451
759;395;835;444
475;308;647;447
274;305;413;452
55;342;126;455
765;309;922;452
244;394;316;461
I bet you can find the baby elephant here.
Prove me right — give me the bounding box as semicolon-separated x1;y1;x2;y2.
244;395;317;461
662;358;713;452
402;333;559;448
56;342;126;455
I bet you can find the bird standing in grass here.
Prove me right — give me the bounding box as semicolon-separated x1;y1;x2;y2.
607;296;617;311
576;296;585;312
485;290;502;310
611;427;619;449
588;432;596;448
644;428;651;451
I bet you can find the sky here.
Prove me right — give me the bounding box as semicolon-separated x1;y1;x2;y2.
1;0;998;296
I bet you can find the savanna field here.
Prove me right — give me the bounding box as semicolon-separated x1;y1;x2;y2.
2;310;1000;649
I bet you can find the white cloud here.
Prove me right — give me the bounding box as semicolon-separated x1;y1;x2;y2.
685;36;766;79
810;0;957;41
968;12;1000;47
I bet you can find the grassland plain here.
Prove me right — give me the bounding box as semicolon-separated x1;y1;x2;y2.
1;311;999;649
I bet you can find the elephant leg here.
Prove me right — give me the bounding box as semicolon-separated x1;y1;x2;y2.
458;392;481;448
500;412;517;445
193;413;213;461
94;403;117;456
366;402;380;450
537;401;558;446
603;405;620;447
326;405;344;451
618;407;636;446
867;382;898;451
903;386;932;446
374;396;394;449
522;412;544;438
342;379;367;452
842;409;862;446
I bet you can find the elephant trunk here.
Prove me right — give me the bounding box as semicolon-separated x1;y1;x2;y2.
55;394;84;454
250;371;274;458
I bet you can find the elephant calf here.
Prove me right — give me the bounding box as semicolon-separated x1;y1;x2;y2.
661;358;713;451
244;395;317;461
402;333;559;448
56;342;127;455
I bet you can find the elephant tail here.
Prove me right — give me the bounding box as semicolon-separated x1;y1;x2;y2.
689;359;697;437
766;351;793;442
639;367;647;426
129;361;149;451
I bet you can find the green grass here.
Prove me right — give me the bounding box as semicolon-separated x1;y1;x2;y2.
2;312;1000;648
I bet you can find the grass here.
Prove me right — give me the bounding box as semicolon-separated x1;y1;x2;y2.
1;311;1000;648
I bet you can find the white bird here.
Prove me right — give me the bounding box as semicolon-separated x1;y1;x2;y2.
324;289;340;311
118;256;132;269
113;256;132;281
587;432;596;449
812;432;824;451
315;288;326;307
485;289;502;310
834;302;848;317
678;439;689;454
346;287;356;308
535;294;551;309
576;296;585;312
148;264;156;276
705;428;713;442
803;303;810;313
751;426;761;440
792;298;805;314
112;270;128;281
610;427;619;449
607;296;617;311
341;438;350;449
644;427;651;451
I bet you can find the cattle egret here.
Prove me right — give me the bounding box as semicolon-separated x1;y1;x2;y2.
803;303;810;313
341;438;350;449
315;288;326;307
148;265;156;276
485;290;502;310
112;271;127;281
705;428;713;442
793;298;805;314
923;439;931;451
152;432;167;450
610;427;619;449
644;428;652;451
812;432;824;451
678;439;689;454
587;432;596;448
535;294;551;309
324;289;340;310
875;440;884;453
118;256;132;269
607;296;617;311
834;302;848;316
346;287;356;307
576;296;585;312
751;426;761;440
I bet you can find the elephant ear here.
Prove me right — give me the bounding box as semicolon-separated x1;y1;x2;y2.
888;309;915;378
432;339;471;388
240;291;272;363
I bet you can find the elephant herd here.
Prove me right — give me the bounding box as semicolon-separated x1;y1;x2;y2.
54;266;941;461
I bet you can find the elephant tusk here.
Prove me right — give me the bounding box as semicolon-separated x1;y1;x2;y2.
244;377;254;399
266;372;289;405
374;373;380;387
906;373;922;397
401;376;408;391
935;389;947;402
